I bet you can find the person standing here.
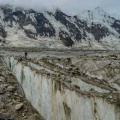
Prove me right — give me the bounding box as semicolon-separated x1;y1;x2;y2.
25;51;28;58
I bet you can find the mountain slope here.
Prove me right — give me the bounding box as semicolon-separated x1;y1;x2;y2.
0;5;120;49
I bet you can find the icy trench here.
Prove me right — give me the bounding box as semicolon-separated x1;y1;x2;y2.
4;56;120;120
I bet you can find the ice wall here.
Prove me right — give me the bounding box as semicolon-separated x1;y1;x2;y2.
4;56;120;120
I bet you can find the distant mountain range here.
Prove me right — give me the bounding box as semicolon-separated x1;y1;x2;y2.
0;5;120;49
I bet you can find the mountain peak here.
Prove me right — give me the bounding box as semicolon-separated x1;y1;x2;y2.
94;7;104;11
78;7;110;24
94;7;107;16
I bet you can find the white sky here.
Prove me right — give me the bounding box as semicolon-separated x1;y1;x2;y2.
0;0;120;17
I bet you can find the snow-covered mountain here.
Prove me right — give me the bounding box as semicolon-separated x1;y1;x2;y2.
0;5;120;49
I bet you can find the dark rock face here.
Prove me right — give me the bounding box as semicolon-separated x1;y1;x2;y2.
86;24;110;41
0;24;7;40
0;5;120;47
34;13;55;37
55;10;82;41
112;20;120;34
59;33;74;47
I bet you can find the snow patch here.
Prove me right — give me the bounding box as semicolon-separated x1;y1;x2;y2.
23;24;37;33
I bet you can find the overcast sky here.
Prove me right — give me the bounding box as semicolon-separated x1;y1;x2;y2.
0;0;120;18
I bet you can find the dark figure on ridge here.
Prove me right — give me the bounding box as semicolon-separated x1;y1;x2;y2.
25;51;28;58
